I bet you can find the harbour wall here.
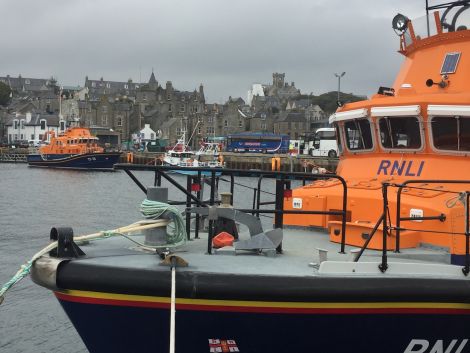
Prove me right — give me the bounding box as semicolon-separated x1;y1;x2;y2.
119;152;338;173
0;148;338;173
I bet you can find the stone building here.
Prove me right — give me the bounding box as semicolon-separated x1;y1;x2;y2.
273;111;309;139
248;110;274;133
85;77;140;100
134;72;206;148
79;95;134;146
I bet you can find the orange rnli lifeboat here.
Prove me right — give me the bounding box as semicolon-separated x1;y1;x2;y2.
27;127;121;170
284;4;470;265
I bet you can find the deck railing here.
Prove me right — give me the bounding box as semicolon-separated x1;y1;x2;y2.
114;164;349;255
355;180;470;276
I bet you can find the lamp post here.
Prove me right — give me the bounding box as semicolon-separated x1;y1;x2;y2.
334;72;346;103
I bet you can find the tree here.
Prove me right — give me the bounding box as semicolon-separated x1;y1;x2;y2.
0;82;11;106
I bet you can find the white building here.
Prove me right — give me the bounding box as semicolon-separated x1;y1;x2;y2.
247;83;265;106
6;113;65;143
133;123;157;143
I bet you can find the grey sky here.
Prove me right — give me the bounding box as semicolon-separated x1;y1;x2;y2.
1;0;426;102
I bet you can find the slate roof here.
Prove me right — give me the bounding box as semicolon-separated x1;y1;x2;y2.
5;113;60;126
0;76;54;93
276;111;306;122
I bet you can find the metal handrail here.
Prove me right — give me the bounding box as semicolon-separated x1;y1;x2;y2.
115;163;349;255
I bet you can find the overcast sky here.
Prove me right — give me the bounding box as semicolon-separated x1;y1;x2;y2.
1;0;426;103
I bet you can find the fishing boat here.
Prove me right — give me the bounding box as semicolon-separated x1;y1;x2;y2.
6;2;470;352
163;132;223;175
27;127;121;170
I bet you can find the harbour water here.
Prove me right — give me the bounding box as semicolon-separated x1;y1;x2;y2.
0;164;286;352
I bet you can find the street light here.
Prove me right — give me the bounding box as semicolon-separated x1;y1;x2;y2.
334;72;346;104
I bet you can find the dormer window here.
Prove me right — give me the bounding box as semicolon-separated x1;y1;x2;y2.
14;120;18;129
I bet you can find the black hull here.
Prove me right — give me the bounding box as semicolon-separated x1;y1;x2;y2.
45;262;470;353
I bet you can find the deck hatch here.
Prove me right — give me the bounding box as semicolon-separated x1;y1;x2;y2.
440;52;461;74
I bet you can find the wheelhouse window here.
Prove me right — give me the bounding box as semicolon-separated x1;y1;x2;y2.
378;117;421;149
344;119;373;150
335;125;343;153
431;116;470;151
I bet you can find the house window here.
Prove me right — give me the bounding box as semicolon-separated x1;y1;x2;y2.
117;116;123;127
261;123;267;130
224;120;228;127
20;134;24;140
102;115;107;125
182;96;185;102
14;120;18;129
124;84;128;89
14;134;18;141
143;94;147;101
180;105;185;112
239;120;243;128
40;120;46;130
198;126;202;134
208;116;214;123
261;113;266;120
102;106;108;113
167;94;171;100
206;126;214;134
168;104;172;112
60;121;66;131
106;83;110;88
176;128;182;136
92;82;96;88
150;133;155;140
31;134;34;140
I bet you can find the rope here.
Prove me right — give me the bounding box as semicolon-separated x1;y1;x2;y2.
0;199;186;304
446;192;468;208
140;199;187;247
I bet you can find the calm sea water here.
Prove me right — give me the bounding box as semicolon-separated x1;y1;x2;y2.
0;163;286;352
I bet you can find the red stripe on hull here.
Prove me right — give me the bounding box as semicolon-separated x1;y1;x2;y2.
54;292;470;315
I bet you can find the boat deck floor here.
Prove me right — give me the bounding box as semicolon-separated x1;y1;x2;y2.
75;226;452;278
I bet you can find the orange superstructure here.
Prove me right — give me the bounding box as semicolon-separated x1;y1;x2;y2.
284;6;470;262
40;127;104;155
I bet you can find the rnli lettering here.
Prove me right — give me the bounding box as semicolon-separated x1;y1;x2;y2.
404;339;468;353
377;160;424;176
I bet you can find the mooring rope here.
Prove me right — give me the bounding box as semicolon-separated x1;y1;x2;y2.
0;199;186;305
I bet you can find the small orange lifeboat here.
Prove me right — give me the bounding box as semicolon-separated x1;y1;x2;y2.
40;127;104;156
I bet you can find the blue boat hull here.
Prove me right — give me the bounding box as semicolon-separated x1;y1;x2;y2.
27;152;121;170
56;293;470;353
